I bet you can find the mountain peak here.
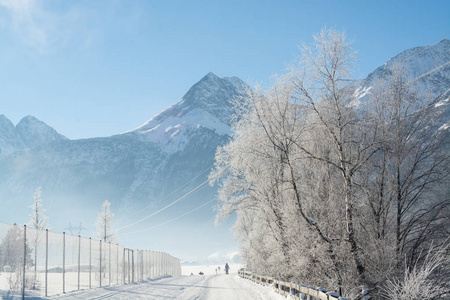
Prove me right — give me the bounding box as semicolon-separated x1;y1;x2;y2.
203;72;219;79
436;38;450;47
182;73;247;108
126;73;248;152
0;114;66;157
363;38;450;100
22;115;39;121
17;115;43;127
15;115;68;149
0;114;15;137
0;114;13;126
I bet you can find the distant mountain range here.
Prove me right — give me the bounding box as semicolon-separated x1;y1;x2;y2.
0;72;247;214
0;115;67;158
0;39;448;261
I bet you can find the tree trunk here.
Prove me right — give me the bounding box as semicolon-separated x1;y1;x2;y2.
344;175;366;284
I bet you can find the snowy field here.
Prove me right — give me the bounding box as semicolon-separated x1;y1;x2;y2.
0;265;285;299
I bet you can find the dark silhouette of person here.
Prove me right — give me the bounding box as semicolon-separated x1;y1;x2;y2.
225;263;230;275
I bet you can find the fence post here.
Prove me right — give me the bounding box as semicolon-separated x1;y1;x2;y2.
63;232;65;294
128;249;131;283
159;252;161;277
99;240;102;287
123;248;126;284
45;229;48;297
116;244;119;284
149;252;152;278
89;237;92;289
132;250;135;283
22;225;27;300
135;249;137;282
78;235;81;290
137;250;140;281
109;242;111;286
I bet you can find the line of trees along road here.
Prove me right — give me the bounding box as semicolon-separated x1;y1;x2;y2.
210;28;450;299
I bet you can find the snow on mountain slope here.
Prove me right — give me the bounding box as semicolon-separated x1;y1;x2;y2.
362;39;450;100
355;39;450;134
124;72;247;153
0;114;67;158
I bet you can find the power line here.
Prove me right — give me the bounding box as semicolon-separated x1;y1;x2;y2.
117;179;210;231
129;165;213;217
119;198;217;235
399;30;449;64
354;31;450;81
408;60;450;84
356;58;450;110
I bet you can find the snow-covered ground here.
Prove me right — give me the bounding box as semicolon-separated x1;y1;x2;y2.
0;265;285;299
46;274;285;300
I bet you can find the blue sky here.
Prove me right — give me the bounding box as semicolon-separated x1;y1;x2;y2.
1;0;449;139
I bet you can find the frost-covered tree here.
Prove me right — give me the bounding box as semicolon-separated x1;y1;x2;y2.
28;186;49;288
29;187;49;231
358;64;450;297
371;65;449;268
382;242;450;300
0;224;33;271
95;200;115;243
95;200;116;279
211;28;370;296
210;28;449;299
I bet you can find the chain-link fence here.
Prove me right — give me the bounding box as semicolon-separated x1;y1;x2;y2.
0;222;182;298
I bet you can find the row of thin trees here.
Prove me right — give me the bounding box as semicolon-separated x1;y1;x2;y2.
210;29;449;299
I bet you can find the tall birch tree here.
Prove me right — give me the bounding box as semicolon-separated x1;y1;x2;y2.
28;187;49;288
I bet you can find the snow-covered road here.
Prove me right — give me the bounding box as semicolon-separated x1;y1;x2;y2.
45;274;285;300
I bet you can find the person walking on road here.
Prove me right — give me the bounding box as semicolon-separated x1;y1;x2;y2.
225;263;230;275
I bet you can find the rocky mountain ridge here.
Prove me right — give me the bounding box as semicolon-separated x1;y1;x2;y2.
362;39;450;100
0;115;67;158
124;72;247;153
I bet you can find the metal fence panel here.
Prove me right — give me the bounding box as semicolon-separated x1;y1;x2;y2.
0;221;181;299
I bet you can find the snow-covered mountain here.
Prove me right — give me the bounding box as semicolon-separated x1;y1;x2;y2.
361;39;450;100
0;73;247;253
0;115;67;158
357;39;450;132
124;72;246;152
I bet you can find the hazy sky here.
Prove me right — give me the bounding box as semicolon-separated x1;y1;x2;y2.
1;0;449;139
